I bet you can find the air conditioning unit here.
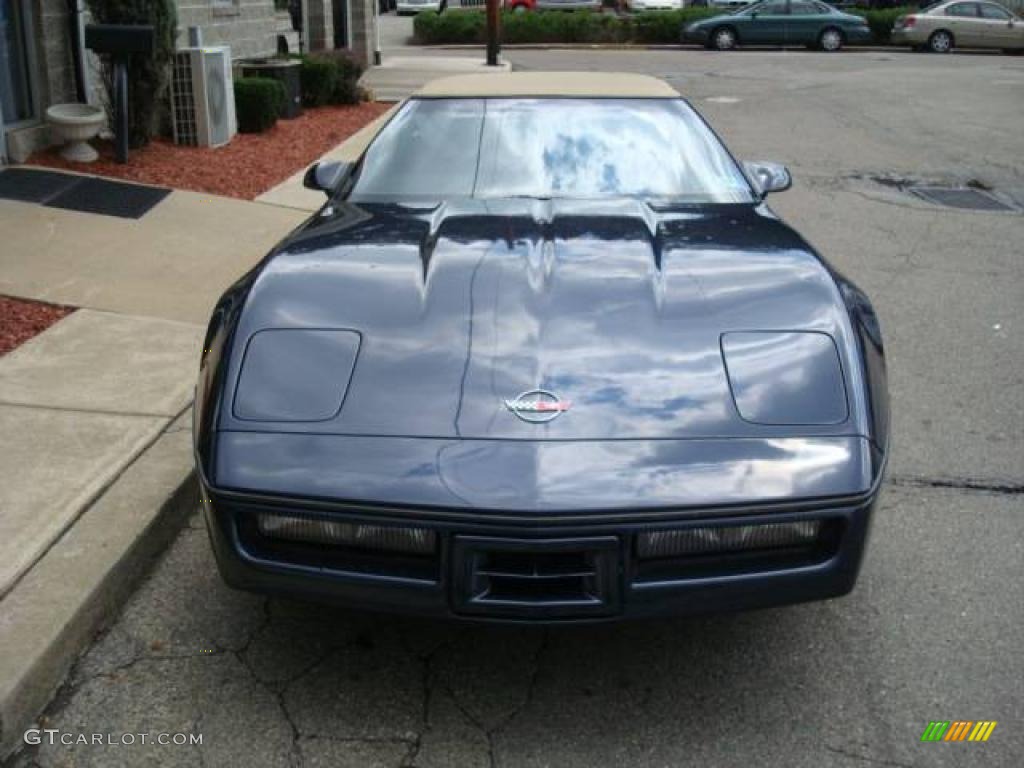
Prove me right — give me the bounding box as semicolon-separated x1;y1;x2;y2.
170;47;237;147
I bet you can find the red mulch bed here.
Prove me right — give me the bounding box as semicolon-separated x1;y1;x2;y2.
27;102;391;201
0;296;75;357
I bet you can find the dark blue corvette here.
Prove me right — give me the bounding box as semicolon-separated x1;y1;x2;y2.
194;73;888;622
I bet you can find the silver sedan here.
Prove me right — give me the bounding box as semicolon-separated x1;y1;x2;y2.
892;0;1024;53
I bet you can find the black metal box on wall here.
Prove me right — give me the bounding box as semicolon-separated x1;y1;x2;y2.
240;60;303;120
84;24;154;55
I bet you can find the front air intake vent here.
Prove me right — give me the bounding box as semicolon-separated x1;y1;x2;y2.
453;536;621;619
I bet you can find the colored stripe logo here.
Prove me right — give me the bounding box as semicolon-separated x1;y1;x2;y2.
921;721;997;742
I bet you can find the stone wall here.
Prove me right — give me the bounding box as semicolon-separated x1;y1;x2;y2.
175;0;278;60
348;0;374;66
34;0;79;107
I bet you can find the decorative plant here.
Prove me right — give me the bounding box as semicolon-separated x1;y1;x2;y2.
234;78;286;133
85;0;178;148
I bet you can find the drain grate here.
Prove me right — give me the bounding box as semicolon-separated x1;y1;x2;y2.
909;186;1016;212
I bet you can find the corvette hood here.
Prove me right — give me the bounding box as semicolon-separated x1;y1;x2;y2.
218;199;862;441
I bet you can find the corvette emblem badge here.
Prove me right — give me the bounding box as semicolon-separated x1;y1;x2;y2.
504;390;572;424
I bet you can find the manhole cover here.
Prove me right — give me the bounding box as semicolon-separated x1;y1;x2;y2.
909;187;1016;212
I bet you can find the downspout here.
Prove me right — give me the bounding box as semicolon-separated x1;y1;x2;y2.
66;0;90;103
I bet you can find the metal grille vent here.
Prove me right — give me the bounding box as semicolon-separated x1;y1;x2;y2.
909;187;1016;213
170;51;198;146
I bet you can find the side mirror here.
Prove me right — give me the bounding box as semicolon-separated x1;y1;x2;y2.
303;161;351;195
744;161;792;196
750;11;759;18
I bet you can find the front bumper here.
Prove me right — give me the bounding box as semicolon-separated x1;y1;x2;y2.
683;25;711;44
890;28;925;46
201;484;879;623
845;25;874;44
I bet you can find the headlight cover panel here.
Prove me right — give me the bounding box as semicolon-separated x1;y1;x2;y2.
721;331;848;426
233;329;361;422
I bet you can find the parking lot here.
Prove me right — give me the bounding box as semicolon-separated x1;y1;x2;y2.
9;47;1023;768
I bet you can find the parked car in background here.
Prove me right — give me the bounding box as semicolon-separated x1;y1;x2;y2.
625;0;685;10
683;0;872;51
396;0;446;15
892;1;1024;53
535;0;602;8
505;0;537;10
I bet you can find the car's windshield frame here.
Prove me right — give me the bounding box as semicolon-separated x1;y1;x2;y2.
344;96;759;206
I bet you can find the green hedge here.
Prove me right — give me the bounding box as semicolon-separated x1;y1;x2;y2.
850;7;914;45
415;7;912;46
414;9;719;46
293;52;365;107
234;77;286;133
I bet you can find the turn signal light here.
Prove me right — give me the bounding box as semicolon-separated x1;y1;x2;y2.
637;521;822;559
257;513;436;555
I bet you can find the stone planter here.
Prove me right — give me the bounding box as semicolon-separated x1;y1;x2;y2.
45;104;106;163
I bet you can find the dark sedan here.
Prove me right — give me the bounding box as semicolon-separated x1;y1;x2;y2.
684;0;873;51
194;72;888;623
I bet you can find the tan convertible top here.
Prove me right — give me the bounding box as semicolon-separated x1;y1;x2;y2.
414;71;679;99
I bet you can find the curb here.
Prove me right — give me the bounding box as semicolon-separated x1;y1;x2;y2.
415;43;913;53
0;411;197;760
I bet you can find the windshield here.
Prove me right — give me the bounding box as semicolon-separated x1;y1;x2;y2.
348;98;756;204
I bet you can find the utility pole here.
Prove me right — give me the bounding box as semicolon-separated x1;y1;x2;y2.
486;0;500;66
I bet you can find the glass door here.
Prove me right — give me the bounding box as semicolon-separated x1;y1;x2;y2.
1;0;36;126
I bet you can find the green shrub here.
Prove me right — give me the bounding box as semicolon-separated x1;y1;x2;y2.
414;9;486;44
632;9;720;44
85;0;178;148
851;7;914;44
234;77;286;133
320;50;366;104
298;55;339;107
295;52;365;106
416;8;726;46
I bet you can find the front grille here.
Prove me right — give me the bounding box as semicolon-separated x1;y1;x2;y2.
453;536;621;618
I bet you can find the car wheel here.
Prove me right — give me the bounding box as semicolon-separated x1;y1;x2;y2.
818;27;843;52
928;30;953;53
712;27;737;51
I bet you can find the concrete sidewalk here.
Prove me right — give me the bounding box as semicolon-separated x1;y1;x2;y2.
0;189;305;324
0;170;307;758
362;55;511;102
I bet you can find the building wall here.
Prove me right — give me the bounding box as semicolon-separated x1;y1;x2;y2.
34;0;78;107
349;0;373;66
175;0;278;60
6;0;79;162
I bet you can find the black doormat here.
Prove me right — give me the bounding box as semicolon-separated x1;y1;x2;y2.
0;168;82;203
44;176;171;219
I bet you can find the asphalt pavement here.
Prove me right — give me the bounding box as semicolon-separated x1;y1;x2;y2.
7;44;1023;768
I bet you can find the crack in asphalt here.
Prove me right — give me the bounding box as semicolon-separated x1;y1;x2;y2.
889;475;1024;496
398;628;463;767
433;630;551;768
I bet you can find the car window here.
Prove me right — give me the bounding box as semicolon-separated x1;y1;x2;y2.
756;0;790;13
978;2;1010;18
790;1;822;14
350;98;484;198
946;2;979;16
350;98;756;204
